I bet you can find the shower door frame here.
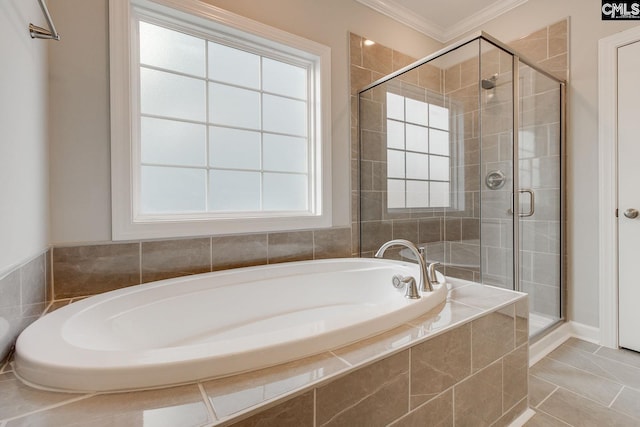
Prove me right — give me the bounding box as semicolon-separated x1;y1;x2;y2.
358;32;567;335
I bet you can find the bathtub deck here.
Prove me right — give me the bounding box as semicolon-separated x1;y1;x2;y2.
0;279;526;426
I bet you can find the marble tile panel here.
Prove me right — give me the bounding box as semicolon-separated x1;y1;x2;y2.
418;63;442;94
537;387;638;427
360;191;383;222
6;385;210;427
503;344;528;410
410;323;471;408
211;234;268;271
547;343;640;390
418;218;442;244
538;53;568;82
530;357;622;406
444;218;461;241
611;387;640;421
548;20;568;58
313;228;352;259
359;98;383;132
350;65;373;95
392;220;419;243
203;352;348;419
389;388;453;427
315;350;409;426
362;42;393;76
529;375;557;408
267;231;313;264
53;243;140;298
360;221;393;253
0;373;85;420
471;306;515;371
407;300;482;335
332;323;420;366
493;397;528;427
20;254;46;308
515;298;529;347
360;129;385;162
454;359;503;426
349;33;362;67
448;283;521;310
444;65;461;94
227;391;313;427
510;28;548;62
141;238;210;283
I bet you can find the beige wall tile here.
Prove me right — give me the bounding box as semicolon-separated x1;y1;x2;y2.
360;220;393;253
515;298;529;347
313;228;352;259
211;234;268;271
392;220;419;243
316;350;409;426
503;344;528;410
538;53;568;81
418;218;442;244
417;63;442;94
351;65;373;95
460;57;479;88
141;238;210;283
228;391;314;427
510;28;548;62
444;65;461;94
410;323;471;408
454;360;503;426
548;20;568;58
389;388;453;427
492;397;528;427
53;243;140;298
359;98;384;132
267;231;313;264
362;42;393;76
349;33;362;67
472;306;516;371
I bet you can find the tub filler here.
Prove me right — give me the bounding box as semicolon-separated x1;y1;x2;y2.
14;258;447;393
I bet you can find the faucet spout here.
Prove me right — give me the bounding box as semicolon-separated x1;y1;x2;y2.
374;239;434;292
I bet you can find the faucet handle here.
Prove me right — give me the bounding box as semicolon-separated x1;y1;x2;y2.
400;276;420;299
427;262;441;284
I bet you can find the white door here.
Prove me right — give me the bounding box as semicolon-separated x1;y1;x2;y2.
618;40;640;352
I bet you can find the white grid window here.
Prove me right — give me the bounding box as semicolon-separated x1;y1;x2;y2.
110;0;331;240
386;92;451;209
138;21;311;215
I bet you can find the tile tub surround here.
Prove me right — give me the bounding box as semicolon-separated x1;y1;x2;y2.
51;228;352;299
0;250;51;362
0;280;528;426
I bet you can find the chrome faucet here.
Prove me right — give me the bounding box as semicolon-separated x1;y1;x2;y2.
374;239;434;292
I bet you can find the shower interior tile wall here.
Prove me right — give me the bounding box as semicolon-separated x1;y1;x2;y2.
352;19;567;318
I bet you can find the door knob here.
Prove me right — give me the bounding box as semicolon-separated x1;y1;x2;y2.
624;208;639;219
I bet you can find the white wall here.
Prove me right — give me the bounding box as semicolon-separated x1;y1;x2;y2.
48;0;441;244
0;1;50;275
459;0;639;327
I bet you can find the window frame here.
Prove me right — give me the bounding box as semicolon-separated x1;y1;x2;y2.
109;0;332;240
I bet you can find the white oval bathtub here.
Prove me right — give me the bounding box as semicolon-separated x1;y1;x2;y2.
14;258;447;393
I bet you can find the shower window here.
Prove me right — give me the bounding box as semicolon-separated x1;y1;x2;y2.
386;92;451;209
109;0;331;239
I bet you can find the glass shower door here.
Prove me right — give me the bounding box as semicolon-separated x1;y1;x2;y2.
517;63;563;336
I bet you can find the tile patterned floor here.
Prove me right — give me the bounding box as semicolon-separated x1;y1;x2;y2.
526;338;640;426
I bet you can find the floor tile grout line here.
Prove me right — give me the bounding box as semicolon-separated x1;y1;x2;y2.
594;346;640;371
544;384;640;422
542;355;628;392
533;407;574;427
1;393;95;423
534;384;559;409
608;385;625;408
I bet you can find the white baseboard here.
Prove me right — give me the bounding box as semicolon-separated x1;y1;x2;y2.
529;321;601;367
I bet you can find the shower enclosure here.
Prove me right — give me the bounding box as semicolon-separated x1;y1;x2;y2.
358;32;565;338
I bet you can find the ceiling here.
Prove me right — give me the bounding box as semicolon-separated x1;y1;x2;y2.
355;0;529;42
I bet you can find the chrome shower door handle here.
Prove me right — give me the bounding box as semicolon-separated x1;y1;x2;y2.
518;189;535;217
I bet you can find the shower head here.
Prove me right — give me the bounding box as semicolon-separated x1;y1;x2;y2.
481;74;498;90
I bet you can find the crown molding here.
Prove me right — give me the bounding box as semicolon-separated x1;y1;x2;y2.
356;0;529;43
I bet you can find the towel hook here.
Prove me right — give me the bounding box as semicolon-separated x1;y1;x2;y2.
29;0;60;41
